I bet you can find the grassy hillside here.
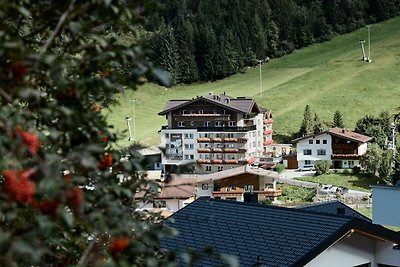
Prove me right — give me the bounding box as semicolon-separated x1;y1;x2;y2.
108;17;400;147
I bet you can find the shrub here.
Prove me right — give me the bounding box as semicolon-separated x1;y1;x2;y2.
274;164;286;173
352;165;361;174
315;160;331;176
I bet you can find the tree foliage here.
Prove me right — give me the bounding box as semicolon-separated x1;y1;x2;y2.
0;1;180;266
332;110;345;128
355;113;391;148
299;105;315;136
147;0;400;83
314;160;331;176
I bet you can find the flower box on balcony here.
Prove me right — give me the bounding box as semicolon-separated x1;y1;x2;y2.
223;160;238;164
197;148;211;153
213;160;223;164
223;138;238;143
263;130;273;135
196;159;211;164
224;148;239;153
197;138;211;142
263;140;273;145
211;138;222;142
263;119;273;124
212;148;223;153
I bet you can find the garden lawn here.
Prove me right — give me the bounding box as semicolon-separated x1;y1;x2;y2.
108;16;400;147
295;173;378;192
354;207;400;231
276;183;316;206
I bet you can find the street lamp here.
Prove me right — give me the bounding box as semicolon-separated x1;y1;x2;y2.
257;59;263;98
131;99;137;141
125;116;133;141
366;25;372;63
359;40;366;61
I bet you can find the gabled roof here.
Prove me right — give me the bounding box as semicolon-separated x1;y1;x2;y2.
135;178;196;199
297;200;371;222
158;94;262;115
162;198;400;267
328;127;373;143
196;165;279;183
291;128;372;144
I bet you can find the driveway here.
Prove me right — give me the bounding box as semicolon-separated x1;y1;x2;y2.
279;169;370;197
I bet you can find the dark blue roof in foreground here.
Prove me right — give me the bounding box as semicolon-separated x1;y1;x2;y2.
162;198;400;267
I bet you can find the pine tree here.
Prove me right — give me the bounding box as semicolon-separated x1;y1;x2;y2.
299;105;314;136
392;145;400;184
313;112;323;134
332;110;344;128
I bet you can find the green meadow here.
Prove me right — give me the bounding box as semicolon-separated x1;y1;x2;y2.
108;17;400;148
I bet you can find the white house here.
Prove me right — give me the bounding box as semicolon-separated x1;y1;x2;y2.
292;128;372;169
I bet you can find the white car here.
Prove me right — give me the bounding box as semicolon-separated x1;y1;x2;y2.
297;165;315;171
319;185;338;195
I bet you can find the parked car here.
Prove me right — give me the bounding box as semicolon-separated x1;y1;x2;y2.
297;165;315;171
319;184;338;195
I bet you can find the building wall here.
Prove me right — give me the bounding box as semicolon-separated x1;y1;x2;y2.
358;143;368;155
372;186;400;227
136;199;188;213
306;233;375;267
305;232;400;267
297;133;332;168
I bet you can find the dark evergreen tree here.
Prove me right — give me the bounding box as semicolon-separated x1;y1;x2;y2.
332;110;345;128
314;112;323;133
299;105;315;136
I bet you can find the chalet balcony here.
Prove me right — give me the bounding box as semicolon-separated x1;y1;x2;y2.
332;144;357;155
212;159;223;164
223;159;239;164
197;148;211;153
331;154;360;160
264;139;273;145
211;148;223;153
210;138;223;143
263;119;273;124
263;130;273;135
212;188;282;197
223;148;245;153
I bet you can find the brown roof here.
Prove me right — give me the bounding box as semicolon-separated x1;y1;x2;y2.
158;94;264;115
328;127;372;143
135;178;196;199
291;128;372;144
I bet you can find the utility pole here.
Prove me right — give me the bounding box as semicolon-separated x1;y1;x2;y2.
359;40;366;61
131;99;136;141
366;25;372;63
257;59;263;98
125;116;133;141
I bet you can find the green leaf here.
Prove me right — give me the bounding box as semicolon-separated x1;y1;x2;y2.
60;209;74;229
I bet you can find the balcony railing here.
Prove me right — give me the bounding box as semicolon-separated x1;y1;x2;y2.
197;148;211;153
197;125;256;132
197;138;211;143
211;148;223;153
264;139;273;145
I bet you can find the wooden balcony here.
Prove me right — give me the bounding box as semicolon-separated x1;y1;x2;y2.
331;154;360;160
211;148;223;153
212;189;282;197
212;159;223;164
210;138;223;143
173;113;231;121
196;159;211;164
223;138;238;142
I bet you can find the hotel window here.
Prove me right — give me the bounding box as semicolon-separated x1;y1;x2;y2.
323;139;327;144
184;133;194;139
227;133;234;138
153;200;166;208
199;110;204;114
178;121;185;127
304;149;312;155
228;121;236;127
204;133;209;138
244;184;254;192
204;121;211;127
206;166;211;171
305;160;311;165
316;140;320;144
226;184;236;191
217;166;223;172
317;149;326;155
309;140;313;144
184;154;194;160
184;144;194;149
165;133;169;138
180;110;187;115
216;133;222;138
215;121;222;127
201;184;209;190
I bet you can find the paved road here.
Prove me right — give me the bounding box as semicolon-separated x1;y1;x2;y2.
279;170;370;197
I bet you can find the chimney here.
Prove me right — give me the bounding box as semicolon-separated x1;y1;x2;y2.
342;128;346;133
223;91;226;95
337;207;345;215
